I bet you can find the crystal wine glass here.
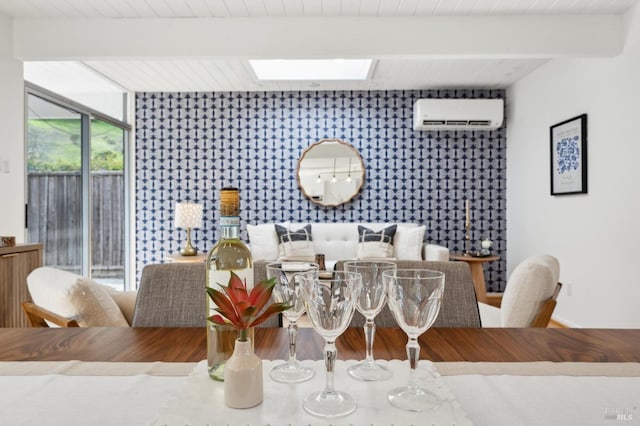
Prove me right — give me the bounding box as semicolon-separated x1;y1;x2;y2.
343;260;396;381
266;262;318;383
300;270;362;418
382;269;445;412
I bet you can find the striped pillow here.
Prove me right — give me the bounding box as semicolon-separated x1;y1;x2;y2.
357;225;397;259
275;224;315;258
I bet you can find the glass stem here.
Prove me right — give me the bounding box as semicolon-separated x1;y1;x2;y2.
324;340;337;393
287;321;298;362
406;337;420;389
364;318;376;363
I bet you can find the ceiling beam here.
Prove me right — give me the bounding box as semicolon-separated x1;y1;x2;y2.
12;15;623;61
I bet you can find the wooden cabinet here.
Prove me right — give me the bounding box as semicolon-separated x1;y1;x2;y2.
0;244;43;327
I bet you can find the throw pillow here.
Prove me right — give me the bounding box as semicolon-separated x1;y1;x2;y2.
357;225;397;259
393;225;426;260
275;224;315;259
68;278;130;327
105;288;138;325
247;223;289;261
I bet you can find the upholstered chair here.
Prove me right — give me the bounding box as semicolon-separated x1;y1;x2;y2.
478;254;561;327
132;262;280;328
132;263;206;327
26;267;135;327
334;260;481;328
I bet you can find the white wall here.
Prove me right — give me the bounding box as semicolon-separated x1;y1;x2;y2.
0;14;25;242
506;4;640;327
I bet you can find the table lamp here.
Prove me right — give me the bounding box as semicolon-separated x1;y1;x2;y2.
175;202;203;256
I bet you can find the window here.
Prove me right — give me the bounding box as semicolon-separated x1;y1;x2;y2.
26;87;131;290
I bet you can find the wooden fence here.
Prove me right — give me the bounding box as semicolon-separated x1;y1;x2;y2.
27;171;124;278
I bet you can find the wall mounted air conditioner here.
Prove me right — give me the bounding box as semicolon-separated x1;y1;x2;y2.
413;98;504;131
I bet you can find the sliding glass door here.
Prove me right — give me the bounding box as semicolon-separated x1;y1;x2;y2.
26;90;129;289
90;118;126;284
26;95;83;274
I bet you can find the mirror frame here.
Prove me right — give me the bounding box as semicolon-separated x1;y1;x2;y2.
296;138;366;207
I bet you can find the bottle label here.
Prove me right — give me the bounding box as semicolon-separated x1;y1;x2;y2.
220;216;240;228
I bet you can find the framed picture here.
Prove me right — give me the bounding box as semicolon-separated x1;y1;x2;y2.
550;114;588;195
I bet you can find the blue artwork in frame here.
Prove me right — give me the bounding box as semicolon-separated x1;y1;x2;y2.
550;114;588;195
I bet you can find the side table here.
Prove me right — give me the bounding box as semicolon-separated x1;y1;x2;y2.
165;253;207;263
449;253;500;304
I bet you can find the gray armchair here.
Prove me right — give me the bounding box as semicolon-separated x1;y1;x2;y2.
132;263;280;327
132;263;207;327
253;260;481;328
335;260;481;328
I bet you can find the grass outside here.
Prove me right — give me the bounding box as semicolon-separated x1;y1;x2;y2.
28;118;124;172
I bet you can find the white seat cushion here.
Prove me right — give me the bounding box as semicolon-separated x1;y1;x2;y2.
27;267;131;327
478;302;502;327
500;255;559;327
27;267;82;324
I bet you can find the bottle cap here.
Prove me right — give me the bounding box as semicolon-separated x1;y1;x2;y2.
220;187;240;216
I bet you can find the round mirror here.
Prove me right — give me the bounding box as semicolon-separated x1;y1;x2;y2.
296;138;365;206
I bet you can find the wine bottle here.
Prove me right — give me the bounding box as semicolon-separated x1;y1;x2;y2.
206;187;254;381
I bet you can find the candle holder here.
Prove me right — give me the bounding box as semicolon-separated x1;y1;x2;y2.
464;199;471;256
464;222;471;256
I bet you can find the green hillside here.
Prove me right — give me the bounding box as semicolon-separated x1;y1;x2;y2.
27;119;124;172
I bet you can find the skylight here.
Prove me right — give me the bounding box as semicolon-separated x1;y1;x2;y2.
249;59;372;81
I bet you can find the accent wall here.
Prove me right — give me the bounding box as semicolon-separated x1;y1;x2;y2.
135;89;507;290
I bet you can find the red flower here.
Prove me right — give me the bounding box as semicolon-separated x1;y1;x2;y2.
206;272;290;340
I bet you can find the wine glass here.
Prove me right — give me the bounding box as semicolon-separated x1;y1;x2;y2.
343;260;396;381
300;270;362;418
266;262;318;383
382;269;445;412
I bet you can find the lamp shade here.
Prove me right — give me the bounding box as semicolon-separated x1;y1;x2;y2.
175;202;203;229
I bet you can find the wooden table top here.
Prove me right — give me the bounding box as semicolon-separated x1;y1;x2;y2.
1;327;639;363
449;253;500;263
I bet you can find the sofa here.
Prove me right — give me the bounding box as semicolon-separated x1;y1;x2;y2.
247;222;449;270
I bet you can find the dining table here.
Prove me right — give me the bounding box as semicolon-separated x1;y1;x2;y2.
1;327;639;425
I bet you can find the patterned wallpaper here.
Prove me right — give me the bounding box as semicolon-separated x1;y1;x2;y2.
135;89;507;291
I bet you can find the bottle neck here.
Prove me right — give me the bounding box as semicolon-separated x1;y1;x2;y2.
220;215;240;240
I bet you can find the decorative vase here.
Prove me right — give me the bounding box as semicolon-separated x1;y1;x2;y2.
224;338;263;408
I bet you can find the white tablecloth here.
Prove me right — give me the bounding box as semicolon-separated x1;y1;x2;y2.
1;360;639;426
153;360;470;425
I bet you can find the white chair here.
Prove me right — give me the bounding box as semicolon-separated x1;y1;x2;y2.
478;255;561;327
25;267;136;327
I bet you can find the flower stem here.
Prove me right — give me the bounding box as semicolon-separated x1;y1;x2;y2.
238;328;248;342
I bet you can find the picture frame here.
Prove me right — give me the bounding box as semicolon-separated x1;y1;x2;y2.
550;114;588;196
